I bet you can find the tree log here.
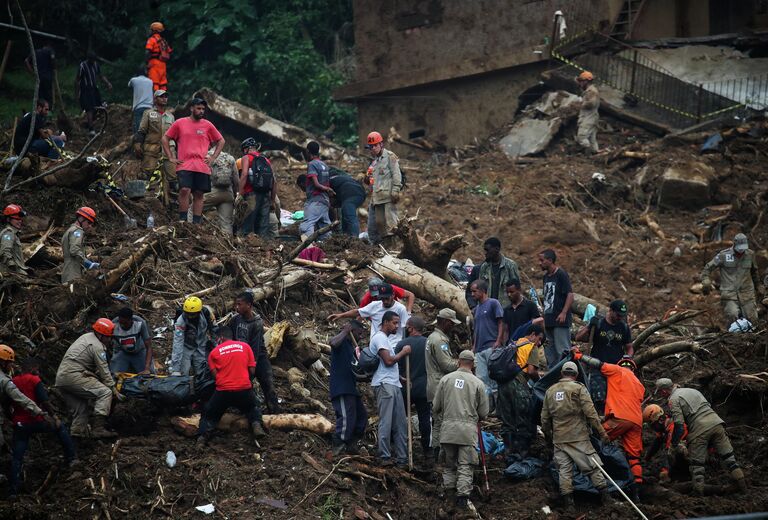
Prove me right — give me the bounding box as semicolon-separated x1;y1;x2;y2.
634;310;704;349
170;413;333;437
249;269;314;302
634;340;701;368
40;160;102;188
393;218;466;278
102;227;170;288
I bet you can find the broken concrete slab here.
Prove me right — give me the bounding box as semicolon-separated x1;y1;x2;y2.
525;90;580;118
499;118;562;158
658;161;715;210
194;88;346;160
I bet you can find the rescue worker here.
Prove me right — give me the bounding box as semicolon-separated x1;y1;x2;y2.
145;22;172;91
497;324;545;462
654;378;747;494
573;351;645;501
61;207;99;284
170;296;212;377
236;138;278;237
643;404;688;484
196;327;265;445
299;141;334;241
700;233;761;326
110;307;154;374
432;350;489;511
425;308;461;455
576;70;600;153
55;319;122;438
10;357;76;496
227;291;280;413
365;131;402;246
541;361;613;509
0;346;56;469
1;204;29;275
465;237;521;309
203;149;239;235
134;90;176;186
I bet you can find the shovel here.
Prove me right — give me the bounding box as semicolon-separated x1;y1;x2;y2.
105;195;137;228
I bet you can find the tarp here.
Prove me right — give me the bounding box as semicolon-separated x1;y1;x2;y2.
504;457;546;480
118;369;215;406
548;436;633;493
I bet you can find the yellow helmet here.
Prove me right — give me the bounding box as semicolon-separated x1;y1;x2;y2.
643;404;664;423
0;344;15;362
183;296;203;313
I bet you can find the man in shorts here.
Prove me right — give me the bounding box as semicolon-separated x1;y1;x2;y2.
162;97;225;224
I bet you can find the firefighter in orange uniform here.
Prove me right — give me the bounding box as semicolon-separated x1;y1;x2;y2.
145;22;172;92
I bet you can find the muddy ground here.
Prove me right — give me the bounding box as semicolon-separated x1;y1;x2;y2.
0;103;766;519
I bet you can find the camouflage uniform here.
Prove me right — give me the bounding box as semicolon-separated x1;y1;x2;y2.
203;151;239;234
55;332;115;435
61;223;88;284
135;107;176;182
0;225;27;274
367;148;401;244
700;246;759;324
425;327;458;446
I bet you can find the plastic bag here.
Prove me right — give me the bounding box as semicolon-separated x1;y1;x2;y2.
504;457;546;480
477;430;505;457
548;436;632;493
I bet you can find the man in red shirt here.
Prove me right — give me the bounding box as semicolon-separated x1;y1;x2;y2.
359;276;415;312
9;357;76;496
196;328;265;446
162;98;225;224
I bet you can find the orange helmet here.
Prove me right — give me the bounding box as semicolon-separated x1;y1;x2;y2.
643;404;665;423
76;207;97;223
617;356;637;372
0;344;15;362
150;22;165;32
92;318;115;337
578;71;594;81
3;204;26;218
367;131;383;146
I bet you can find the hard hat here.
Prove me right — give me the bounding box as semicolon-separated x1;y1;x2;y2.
578;71;594;81
367;131;383;146
3;204;26;218
183;296;203;313
0;344;15;362
150;22;165;32
617;356;637;372
76;206;97;223
643;404;664;423
92;318;115;337
241;137;258;150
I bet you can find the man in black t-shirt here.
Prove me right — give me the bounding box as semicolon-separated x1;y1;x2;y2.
539;249;574;369
502;279;540;344
395;316;432;457
575;299;634;415
329;169;366;237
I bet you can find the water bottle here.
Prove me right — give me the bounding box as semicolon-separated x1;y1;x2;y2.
146;211;155;229
165;450;176;468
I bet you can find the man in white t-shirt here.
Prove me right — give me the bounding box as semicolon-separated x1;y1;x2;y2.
369;310;412;466
329;283;410;343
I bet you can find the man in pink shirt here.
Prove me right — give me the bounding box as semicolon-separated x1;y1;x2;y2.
162;97;225;223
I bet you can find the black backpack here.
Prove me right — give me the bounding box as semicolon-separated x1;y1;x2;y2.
247;153;274;193
488;342;522;384
351;344;380;382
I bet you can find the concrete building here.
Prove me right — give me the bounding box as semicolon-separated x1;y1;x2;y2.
335;0;768;153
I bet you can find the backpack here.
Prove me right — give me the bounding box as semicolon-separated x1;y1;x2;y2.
246;153;274;193
211;152;235;188
488;342;522;384
351;344;380;382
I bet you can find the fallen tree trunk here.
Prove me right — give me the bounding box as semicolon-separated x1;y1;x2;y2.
393;218;466;278
103;227;170;288
634;310;704;349
40;159;103;188
170;412;333;437
248;269;314;302
634;340;701;367
371;255;471;321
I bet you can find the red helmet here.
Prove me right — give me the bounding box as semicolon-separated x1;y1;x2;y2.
92;318;115;337
367;131;383;146
76;207;97;223
3;204;26;218
618;356;637;372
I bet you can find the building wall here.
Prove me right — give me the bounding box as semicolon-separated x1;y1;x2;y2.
356;62;547;153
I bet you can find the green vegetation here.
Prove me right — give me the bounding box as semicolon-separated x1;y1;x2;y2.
5;0;356;143
315;493;343;520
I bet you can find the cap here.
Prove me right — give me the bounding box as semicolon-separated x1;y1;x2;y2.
458;350;475;362
733;233;748;253
378;283;393;297
561;361;578;375
654;378;674;394
189;97;208;107
610;299;628;316
154;89;167;98
436;308;462;324
367;276;383;288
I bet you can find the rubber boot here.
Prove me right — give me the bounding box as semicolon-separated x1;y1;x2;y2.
562;494;575;512
91;417;117;439
599;487;615;505
629;483;641;503
730;468;747;493
692;477;705;496
251;422;266;439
